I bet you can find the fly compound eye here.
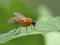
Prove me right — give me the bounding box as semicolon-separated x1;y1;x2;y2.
32;21;36;26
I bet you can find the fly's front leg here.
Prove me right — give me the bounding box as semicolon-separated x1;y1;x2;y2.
33;26;37;31
31;25;37;31
31;25;34;31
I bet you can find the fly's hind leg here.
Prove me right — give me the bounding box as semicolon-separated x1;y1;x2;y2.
17;25;21;34
14;25;22;35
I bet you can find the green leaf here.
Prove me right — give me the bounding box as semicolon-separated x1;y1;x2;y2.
45;32;60;45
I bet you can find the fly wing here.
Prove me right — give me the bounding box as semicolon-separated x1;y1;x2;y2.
8;17;16;24
8;12;26;24
8;17;21;24
13;12;26;19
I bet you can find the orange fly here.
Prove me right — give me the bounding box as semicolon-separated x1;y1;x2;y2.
8;12;36;31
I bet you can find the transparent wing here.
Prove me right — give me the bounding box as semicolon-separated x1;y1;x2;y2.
8;16;24;24
8;17;16;24
8;12;26;24
13;12;26;19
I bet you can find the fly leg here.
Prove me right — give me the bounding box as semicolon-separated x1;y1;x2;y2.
33;26;37;31
17;25;21;34
26;26;28;33
31;25;37;31
14;25;21;35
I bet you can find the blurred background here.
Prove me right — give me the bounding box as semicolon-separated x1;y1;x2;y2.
0;0;60;33
0;0;60;45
